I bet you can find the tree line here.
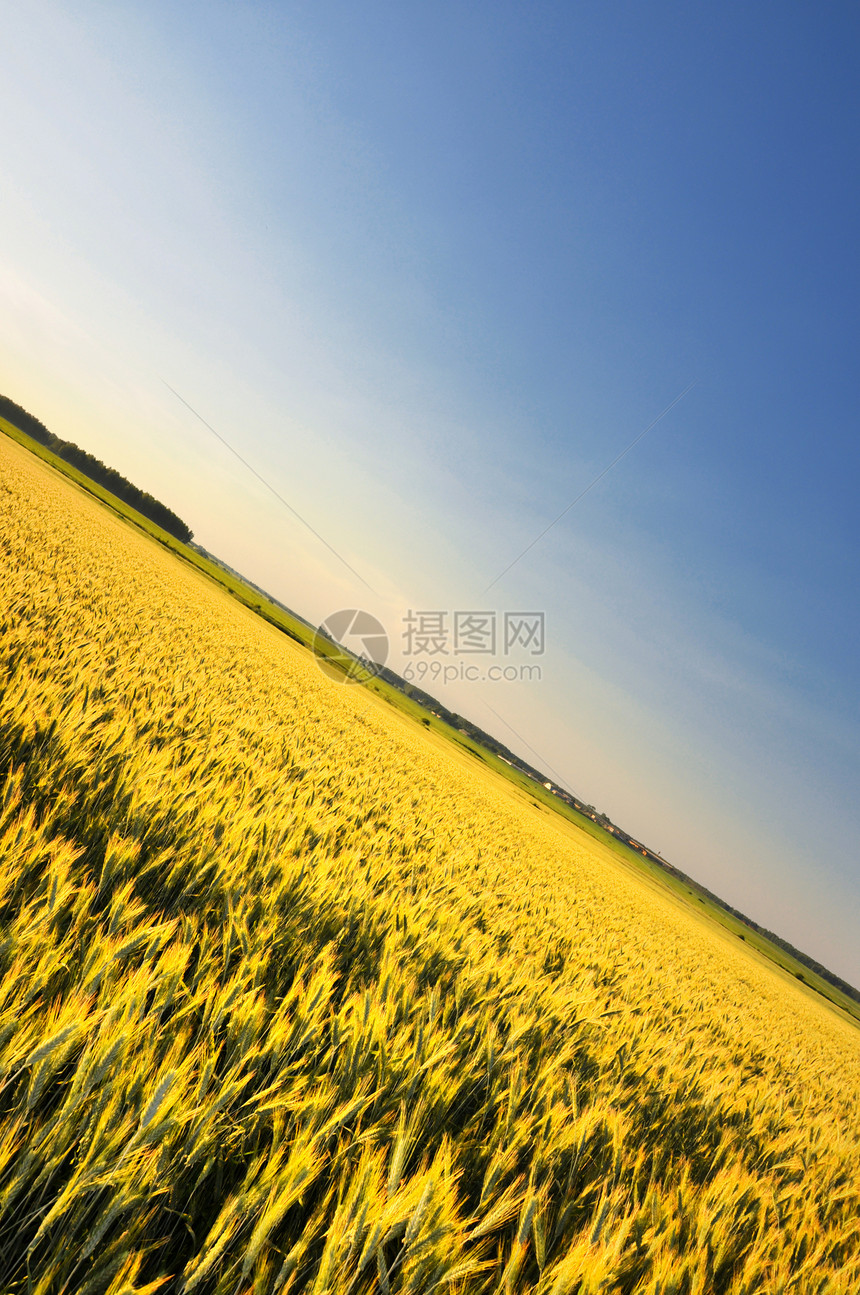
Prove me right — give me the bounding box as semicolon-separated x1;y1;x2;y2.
0;393;193;543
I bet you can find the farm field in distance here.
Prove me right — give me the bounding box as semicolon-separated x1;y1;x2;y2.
1;431;859;1293
3;406;855;1027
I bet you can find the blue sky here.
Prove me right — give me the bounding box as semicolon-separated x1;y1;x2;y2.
1;2;858;983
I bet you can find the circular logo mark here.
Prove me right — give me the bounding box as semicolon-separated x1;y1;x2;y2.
313;609;389;684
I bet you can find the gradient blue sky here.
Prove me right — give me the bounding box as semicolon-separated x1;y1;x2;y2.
2;2;858;983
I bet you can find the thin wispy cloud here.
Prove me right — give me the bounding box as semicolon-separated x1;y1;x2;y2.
484;381;697;593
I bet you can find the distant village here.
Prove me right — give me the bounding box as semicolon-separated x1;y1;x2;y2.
152;561;860;1009
378;668;860;1005
377;666;664;858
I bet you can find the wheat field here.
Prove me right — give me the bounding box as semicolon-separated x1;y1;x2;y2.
1;433;858;1294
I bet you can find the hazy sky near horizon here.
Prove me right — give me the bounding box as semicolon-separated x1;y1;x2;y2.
1;2;858;983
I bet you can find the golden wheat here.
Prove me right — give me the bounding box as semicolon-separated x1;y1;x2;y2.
0;434;858;1293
